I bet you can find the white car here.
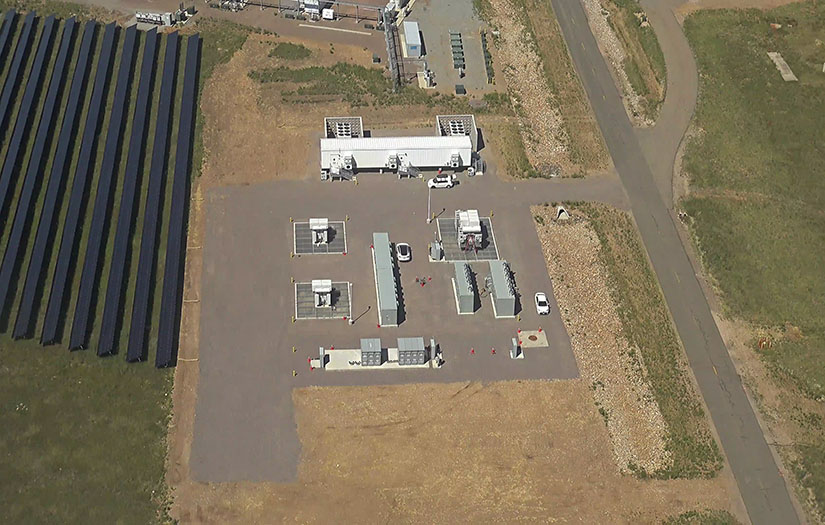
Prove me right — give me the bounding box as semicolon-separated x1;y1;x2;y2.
534;292;550;315
427;174;456;189
396;243;412;262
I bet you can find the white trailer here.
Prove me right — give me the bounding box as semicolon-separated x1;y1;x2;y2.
321;135;472;174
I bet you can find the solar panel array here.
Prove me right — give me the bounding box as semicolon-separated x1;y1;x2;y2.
0;15;56;221
99;28;158;358
0;18;75;316
0;11;200;367
14;20;96;338
128;32;180;362
0;12;34;136
42;21;117;344
70;24;138;351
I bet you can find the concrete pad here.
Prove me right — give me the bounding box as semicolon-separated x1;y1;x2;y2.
436;216;499;261
294;281;352;320
767;52;798;82
293;220;347;254
519;330;549;348
324;347;431;371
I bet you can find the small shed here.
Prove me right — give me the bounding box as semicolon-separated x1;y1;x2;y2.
398;337;426;366
361;338;382;367
403;21;422;57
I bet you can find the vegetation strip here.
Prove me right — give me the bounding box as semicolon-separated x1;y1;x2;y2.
14;19;95;337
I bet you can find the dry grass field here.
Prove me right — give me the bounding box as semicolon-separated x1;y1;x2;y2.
171;380;738;523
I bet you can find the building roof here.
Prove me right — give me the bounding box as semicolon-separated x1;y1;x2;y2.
403;21;421;46
397;337;425;352
361;338;381;353
321;135;471;153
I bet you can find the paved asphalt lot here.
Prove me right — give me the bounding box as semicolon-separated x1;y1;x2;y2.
549;1;799;523
191;172;627;482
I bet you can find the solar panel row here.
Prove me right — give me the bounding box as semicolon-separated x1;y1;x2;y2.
98;28;158;358
15;20;96;338
127;31;179;361
0;15;55;224
0;10;16;71
156;34;200;368
0;11;34;137
70;24;138;351
0;18;76;320
42;22;117;345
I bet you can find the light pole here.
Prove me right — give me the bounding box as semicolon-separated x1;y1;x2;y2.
427;185;432;224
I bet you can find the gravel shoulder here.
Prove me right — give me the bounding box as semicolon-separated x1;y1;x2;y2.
532;203;722;479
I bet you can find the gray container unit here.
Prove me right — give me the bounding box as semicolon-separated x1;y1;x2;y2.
361;338;382;367
373;232;399;326
398;337;427;366
454;262;475;314
489;260;516;317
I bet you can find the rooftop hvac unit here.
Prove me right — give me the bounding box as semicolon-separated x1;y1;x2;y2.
387;154;398;170
450;153;461;168
343;155;354;170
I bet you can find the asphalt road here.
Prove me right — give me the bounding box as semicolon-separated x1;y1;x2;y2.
548;1;799;524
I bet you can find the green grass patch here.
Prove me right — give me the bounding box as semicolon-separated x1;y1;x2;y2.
578;203;722;479
0;337;173;523
662;509;741;525
0;0;102;21
492;121;537;178
683;2;825;517
268;41;311;60
250;61;476;111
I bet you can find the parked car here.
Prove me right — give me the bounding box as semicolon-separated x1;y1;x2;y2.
534;292;550;315
427;174;456;189
396;243;412;262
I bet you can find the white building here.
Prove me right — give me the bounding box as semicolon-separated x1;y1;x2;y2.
321;116;476;177
403;21;422;58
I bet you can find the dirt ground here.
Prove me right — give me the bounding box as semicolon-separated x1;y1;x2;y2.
198;35;374;187
170;379;736;523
